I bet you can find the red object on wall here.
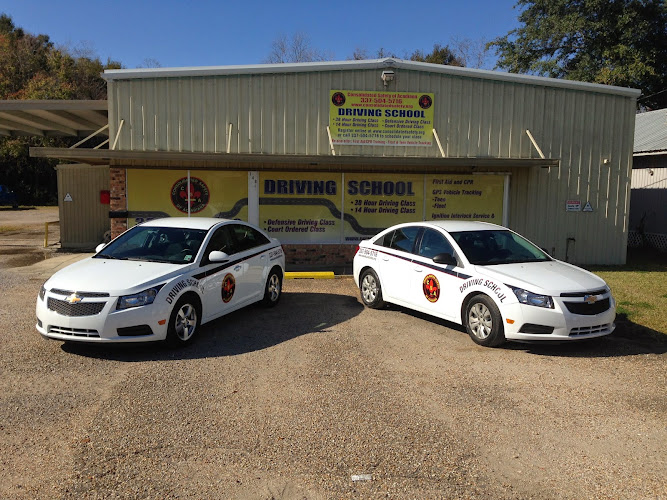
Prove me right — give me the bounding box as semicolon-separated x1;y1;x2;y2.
100;190;110;204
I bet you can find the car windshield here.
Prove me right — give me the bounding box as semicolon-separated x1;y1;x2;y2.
94;225;208;264
450;230;551;265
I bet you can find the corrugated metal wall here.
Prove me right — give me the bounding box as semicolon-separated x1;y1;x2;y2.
107;67;637;264
630;166;667;234
57;164;110;249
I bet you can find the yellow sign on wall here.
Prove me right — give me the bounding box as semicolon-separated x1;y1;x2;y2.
127;170;248;225
426;175;504;223
329;90;434;147
125;170;507;244
259;172;343;244
343;173;424;243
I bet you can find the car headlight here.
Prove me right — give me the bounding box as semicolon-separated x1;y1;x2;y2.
509;286;554;309
116;286;163;311
39;284;47;301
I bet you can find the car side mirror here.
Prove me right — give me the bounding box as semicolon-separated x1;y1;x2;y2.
95;243;106;253
433;252;457;266
208;250;230;263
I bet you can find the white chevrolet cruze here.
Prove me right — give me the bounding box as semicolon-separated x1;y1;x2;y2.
36;218;285;346
353;221;616;347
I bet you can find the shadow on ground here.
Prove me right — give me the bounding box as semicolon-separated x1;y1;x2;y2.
389;304;666;357
62;290;363;361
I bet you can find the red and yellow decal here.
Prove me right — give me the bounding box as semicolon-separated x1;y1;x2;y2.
221;273;236;303
423;274;440;303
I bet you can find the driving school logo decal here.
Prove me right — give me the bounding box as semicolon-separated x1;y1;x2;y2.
423;274;440;303
331;92;346;106
170;177;210;214
221;273;235;303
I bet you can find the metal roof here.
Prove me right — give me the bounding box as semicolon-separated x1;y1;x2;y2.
102;58;641;98
0;100;108;138
29;147;557;170
634;108;667;154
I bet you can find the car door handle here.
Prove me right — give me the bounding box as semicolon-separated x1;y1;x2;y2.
414;267;423;272
234;265;242;271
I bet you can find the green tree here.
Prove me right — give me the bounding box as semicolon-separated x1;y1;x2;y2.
409;44;464;67
0;13;122;204
488;0;667;109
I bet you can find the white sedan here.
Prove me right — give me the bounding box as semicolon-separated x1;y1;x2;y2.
353;221;616;347
36;218;285;346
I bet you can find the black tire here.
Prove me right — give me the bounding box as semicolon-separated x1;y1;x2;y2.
359;268;385;309
262;268;282;307
465;294;505;347
166;294;201;346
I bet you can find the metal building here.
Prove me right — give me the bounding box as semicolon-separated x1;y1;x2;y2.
32;58;640;266
629;108;667;251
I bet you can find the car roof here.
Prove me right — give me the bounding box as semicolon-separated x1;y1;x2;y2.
423;220;505;232
140;217;235;230
380;220;505;233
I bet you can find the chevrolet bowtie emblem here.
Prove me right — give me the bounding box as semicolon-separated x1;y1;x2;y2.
65;293;82;304
584;294;598;304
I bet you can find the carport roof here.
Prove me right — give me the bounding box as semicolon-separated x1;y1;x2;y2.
29;147;558;171
0;100;108;138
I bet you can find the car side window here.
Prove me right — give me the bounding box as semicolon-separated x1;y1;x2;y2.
418;229;455;260
386;226;420;253
230;224;270;252
203;226;235;262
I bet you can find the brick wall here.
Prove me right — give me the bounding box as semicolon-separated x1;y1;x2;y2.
282;244;358;272
110;167;127;237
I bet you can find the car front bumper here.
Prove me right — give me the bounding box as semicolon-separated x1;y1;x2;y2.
36;293;170;343
501;295;617;341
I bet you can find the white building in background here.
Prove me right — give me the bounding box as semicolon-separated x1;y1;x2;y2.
629;108;667;251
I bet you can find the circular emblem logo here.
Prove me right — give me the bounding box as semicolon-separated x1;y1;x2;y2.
418;94;432;109
170;177;210;214
331;92;346;106
423;274;440;303
221;273;236;303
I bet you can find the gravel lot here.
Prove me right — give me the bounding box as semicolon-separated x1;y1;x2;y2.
0;207;665;499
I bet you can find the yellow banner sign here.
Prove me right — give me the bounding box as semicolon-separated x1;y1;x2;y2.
426;175;504;222
329;90;434;146
344;173;423;243
127;170;248;225
259;172;343;244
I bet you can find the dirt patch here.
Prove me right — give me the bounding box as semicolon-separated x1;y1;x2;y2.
0;206;60;269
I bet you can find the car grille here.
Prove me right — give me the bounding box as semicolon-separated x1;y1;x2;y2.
47;298;106;317
50;289;110;298
560;289;606;297
48;326;100;338
569;324;613;336
563;298;610;315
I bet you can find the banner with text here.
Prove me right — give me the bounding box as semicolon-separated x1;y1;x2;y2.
425;174;504;223
329;90;434;146
127;170;249;225
343;173;424;243
259;172;343;244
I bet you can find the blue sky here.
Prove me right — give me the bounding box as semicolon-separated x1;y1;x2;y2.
1;0;521;69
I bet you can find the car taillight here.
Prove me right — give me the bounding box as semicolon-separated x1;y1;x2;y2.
355;245;360;255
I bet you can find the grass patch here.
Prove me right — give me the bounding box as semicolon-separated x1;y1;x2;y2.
588;248;667;335
0;225;22;233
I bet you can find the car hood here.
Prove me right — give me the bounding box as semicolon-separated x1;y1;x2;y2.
476;260;607;295
44;257;191;296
